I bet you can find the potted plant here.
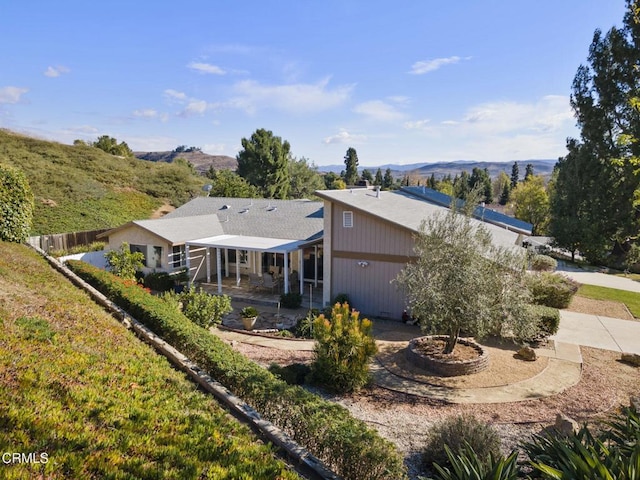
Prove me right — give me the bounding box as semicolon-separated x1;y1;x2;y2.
240;306;259;330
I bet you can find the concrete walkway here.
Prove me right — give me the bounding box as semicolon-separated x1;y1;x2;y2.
556;263;640;293
555;310;640;355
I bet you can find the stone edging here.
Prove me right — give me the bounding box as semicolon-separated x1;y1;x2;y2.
406;335;489;376
32;246;339;480
217;323;313;341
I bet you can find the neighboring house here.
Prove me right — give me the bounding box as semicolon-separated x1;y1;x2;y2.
315;187;526;319
99;197;324;294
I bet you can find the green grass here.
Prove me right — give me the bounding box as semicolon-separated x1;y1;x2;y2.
0;129;206;234
577;284;640;318
0;242;299;479
612;272;640;282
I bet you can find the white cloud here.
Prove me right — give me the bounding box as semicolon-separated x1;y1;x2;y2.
404;119;431;129
182;100;210;116
353;100;405;122
188;62;226;75
61;125;99;135
203;143;226;155
459;95;573;134
133;109;158;118
230;77;353;114
44;65;70;78
164;89;188;101
409;56;468;74
323;129;367;145
0;86;28;104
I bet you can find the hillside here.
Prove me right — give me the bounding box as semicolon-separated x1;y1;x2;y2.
319;159;557;179
0;129;207;235
135;150;237;173
0;242;298;478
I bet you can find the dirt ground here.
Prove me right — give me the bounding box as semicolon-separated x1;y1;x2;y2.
567;295;635;320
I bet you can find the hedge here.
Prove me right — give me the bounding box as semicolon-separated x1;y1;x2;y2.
66;260;406;480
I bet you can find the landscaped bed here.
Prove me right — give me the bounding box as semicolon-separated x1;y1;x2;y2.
0;242;298;479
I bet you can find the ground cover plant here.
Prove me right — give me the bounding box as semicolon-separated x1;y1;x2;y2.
67;259;406;480
0;242;299;479
577;284;640;318
0;129;204;234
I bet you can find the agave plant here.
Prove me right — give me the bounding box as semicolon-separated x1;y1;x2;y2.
430;443;520;480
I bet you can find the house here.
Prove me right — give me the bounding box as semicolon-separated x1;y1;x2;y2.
99;197;324;295
315;187;526;319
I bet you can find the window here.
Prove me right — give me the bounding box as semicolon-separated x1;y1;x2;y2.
228;249;248;265
171;245;185;268
130;244;148;266
343;211;353;228
151;246;162;268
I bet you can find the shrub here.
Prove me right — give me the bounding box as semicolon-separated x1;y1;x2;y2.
280;292;302;309
432;444;520;480
291;310;317;338
332;293;351;306
310;303;377;393
530;254;558;271
268;363;311;385
527;272;579;308
66;260;406;480
162;288;232;328
143;271;175;292
104;242;145;281
0;163;34;242
423;414;501;471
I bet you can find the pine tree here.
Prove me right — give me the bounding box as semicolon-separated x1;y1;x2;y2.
510;162;519;189
550;1;640;264
374;168;383;186
343;147;359;185
524;163;534;181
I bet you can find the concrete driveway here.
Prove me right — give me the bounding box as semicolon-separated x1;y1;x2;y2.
556;263;640;293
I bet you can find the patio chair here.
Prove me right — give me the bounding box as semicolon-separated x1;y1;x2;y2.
261;272;281;293
248;273;263;289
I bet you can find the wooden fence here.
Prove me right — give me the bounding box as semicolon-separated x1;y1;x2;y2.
28;228;110;253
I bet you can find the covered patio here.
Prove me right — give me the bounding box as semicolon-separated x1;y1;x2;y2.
185;234;322;298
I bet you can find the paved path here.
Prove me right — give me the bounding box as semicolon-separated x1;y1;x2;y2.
554;310;640;355
556;264;640;293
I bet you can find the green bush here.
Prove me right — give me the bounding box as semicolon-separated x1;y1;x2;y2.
432;444;520;480
240;306;258;318
280;292;302;308
67;260;406;480
162;287;232;328
104;242;145;281
522;406;640;479
527;272;579;308
143;271;175;292
332;293;351;306
268;363;311;385
0;163;34;242
528;304;561;337
291;310;317;338
423;414;501;471
310;303;377;393
530;254;558;271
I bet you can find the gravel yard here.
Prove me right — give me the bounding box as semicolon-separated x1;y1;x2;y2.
229;325;639;479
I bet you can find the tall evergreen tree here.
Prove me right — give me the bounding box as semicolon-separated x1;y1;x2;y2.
361;169;374;184
343;147;359;185
428;173;437;189
524;163;534;181
510;162;520;188
382;168;394;190
550;1;640;264
236;128;291;199
374;168;383;186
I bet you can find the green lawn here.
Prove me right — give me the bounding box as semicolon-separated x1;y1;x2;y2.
577;284;640;318
0;242;299;479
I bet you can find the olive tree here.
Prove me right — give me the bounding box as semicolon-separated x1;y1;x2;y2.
104;242;145;281
395;203;535;354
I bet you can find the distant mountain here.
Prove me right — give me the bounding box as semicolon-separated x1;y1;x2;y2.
318;159;557;179
134;150;237;174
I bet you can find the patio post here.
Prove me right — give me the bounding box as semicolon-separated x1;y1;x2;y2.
298;248;304;294
216;248;222;293
185;244;191;288
283;251;289;294
235;249;240;286
205;248;211;283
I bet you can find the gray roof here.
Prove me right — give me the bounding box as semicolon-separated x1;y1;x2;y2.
100;214;224;245
163;196;324;242
315;188;523;251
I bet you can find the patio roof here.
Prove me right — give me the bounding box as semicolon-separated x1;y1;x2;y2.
186;234;307;253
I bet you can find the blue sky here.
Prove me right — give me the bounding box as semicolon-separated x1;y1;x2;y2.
0;1;628;166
